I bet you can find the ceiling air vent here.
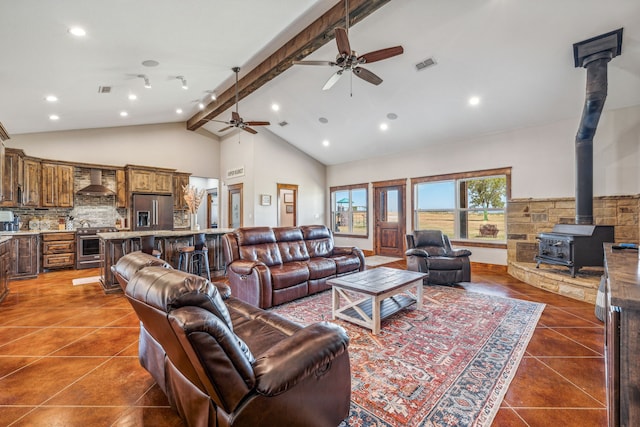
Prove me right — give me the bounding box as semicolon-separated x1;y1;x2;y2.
98;86;112;94
415;57;437;71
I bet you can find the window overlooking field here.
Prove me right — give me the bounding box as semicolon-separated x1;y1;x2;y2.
330;184;368;236
412;168;510;242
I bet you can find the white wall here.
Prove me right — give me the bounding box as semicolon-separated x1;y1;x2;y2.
327;105;640;265
219;129;325;228
6;122;220;178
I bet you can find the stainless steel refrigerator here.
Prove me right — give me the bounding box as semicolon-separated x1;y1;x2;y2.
132;194;174;231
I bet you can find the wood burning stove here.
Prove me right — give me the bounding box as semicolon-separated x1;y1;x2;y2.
535;224;614;277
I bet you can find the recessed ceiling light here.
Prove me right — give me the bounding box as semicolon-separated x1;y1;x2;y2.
68;27;86;37
176;108;183;114
322;140;330;147
120;111;128;117
49;114;59;121
210;93;216;101
380;123;389;131
128;94;137;101
142;60;159;67
387;113;398;120
45;95;58;102
469;96;480;106
319;117;328;124
198;103;204;110
271;103;280;111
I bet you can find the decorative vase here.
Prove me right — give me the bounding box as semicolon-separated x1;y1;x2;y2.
190;214;199;231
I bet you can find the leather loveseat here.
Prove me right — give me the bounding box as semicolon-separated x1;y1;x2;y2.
112;251;351;427
405;229;472;285
222;225;365;309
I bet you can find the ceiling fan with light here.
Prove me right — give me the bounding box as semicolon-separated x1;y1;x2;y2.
208;67;270;134
293;0;403;91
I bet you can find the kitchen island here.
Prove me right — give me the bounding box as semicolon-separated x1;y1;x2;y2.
98;228;233;293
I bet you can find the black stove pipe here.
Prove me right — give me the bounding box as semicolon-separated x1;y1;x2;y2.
572;28;623;225
575;53;611;225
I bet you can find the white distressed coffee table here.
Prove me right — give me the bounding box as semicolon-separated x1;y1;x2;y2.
328;267;427;335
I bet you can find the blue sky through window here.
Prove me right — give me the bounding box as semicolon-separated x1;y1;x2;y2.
417;181;455;209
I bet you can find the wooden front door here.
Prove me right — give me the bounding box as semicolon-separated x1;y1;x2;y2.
373;180;406;257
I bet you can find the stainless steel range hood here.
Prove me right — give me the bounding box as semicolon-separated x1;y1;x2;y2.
77;169;115;196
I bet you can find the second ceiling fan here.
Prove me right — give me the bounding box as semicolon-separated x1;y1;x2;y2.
293;0;403;91
210;67;270;134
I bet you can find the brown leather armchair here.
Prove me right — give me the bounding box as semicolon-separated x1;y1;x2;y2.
405;230;472;285
113;251;351;427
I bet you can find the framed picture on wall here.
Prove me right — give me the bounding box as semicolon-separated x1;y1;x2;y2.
286;205;294;213
260;194;271;206
284;193;293;203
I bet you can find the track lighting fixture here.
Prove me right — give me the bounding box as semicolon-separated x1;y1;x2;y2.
177;76;188;90
137;74;151;89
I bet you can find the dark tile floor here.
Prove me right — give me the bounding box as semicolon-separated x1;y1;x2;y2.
0;262;606;426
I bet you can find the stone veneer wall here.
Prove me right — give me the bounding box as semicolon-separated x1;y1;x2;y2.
507;195;639;303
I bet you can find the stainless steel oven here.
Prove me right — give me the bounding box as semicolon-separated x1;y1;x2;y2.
76;226;117;269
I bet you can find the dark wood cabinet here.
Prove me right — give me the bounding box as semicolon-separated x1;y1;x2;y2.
9;234;39;279
0;238;10;302
127;166;173;194
41;162;74;208
604;243;640;427
116;169;127;208
22;157;41;207
41;232;75;270
1;148;23;207
173;172;190;210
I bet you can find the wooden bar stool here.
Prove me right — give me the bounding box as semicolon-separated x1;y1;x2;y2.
177;233;210;281
140;235;161;258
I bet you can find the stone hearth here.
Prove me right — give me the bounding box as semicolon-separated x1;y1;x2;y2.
507;195;639;304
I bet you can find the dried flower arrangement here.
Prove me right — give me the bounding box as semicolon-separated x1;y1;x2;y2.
182;184;206;214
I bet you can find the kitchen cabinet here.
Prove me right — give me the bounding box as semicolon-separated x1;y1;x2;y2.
1;148;23;207
173;172;190;210
0;238;10;302
22;157;41;207
9;234;39;279
116;169;127;208
41;162;74;208
127;166;174;194
41;232;75;270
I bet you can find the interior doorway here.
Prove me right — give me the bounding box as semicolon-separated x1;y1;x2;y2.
373;180;406;257
277;183;298;226
227;183;243;228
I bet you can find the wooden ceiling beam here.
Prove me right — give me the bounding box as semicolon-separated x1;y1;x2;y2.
186;0;391;131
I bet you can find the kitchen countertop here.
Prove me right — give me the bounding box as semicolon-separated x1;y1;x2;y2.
97;228;234;240
0;236;13;244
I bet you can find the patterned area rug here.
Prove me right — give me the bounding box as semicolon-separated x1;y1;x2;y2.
270;286;544;426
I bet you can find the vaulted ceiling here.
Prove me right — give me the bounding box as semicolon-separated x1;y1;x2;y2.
1;0;639;166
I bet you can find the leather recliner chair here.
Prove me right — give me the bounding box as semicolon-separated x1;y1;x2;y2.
113;251;351;427
405;230;472;285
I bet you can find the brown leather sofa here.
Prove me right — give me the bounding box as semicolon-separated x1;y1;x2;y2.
405;229;472;285
222;225;365;308
112;251;351;427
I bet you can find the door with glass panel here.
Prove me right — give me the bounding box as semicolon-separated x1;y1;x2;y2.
227;183;243;229
373;180;406;257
